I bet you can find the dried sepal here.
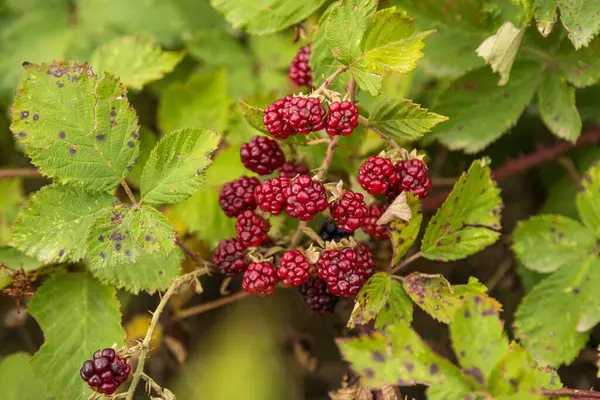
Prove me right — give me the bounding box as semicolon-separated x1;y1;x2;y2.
377;192;412;225
303;244;322;264
325;180;345;203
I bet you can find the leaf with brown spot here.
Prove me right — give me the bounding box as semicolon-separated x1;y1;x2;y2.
388;193;422;264
576;162;600;237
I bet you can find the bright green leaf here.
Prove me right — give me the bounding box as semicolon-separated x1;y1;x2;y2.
0;178;24;243
310;6;346;93
127;126;158;187
366;98;448;142
557;38;600;88
91;35;185;90
238;99;270;135
430;62;542;153
389;193;422;264
158;70;228;134
11;61;140;192
559;0;600;49
421;158;502;261
476;22;526;85
538;72;582;142
576;162;600;236
451;295;509;387
347;272;413;329
512;215;597;273
210;0;327;35
249;33;298;70
28;272;125;400
0;353;48;400
402;273;462;323
186;29;250;67
10;184;114;264
534;0;558;36
140;128;221;205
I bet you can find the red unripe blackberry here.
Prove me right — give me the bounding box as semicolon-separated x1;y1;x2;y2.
242;262;279;296
317;248;368;297
235;210;270;247
357;156;398;195
240;136;285;175
329;190;367;233
278;250;311;287
284;175;328;221
212;238;247;277
394;159;432;198
219;176;260;218
325;101;359;136
356;244;375;279
279;161;309;179
264;96;295;139
289;44;313;87
299;277;338;313
80;348;131;394
281;96;326;134
362;203;389;240
254;177;290;215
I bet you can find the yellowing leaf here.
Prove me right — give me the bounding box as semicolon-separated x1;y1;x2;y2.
476;22;526;85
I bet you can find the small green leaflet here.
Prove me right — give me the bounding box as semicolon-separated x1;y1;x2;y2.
450;295;510;387
91;35;185;90
430;62;542;153
310;5;347;93
239;99;270;135
10;184;114;264
538;72;582;142
186;29;252;67
210;0;328;35
347;272;413;329
0;246;41;289
534;0;558;36
28;272;125;400
576;162;600;236
127;126;158;187
476;22;526;85
557;38;600;88
389;193;422;264
140;128;221;205
366;98;448;142
512;215;597;273
0;178;24;243
421;158;502;261
559;0;600;49
11;61;140;192
0;353;48;400
86;205;175;268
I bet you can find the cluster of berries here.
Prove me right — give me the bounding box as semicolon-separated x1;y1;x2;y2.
80;348;131;394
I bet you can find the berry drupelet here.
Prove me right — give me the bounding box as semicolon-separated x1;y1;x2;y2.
212;238;247;277
329;190;368;233
278;250;312;287
235;210;270;247
289;44;313;87
254;177;290;215
357;156;398;195
242;262;279;296
219;176;260;218
325;101;359;136
284;175;328;221
319;220;353;242
299;277;338;313
240;136;285;175
80;348;131;395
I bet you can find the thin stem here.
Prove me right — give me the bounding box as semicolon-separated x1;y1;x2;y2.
306;138;331;145
431;177;458;187
541;388;600;399
358;115;401;150
314;65;349;95
347;76;357;103
125;268;207;400
289;221;307;249
0;168;40;180
315;136;340;180
120;180;138;207
485;256;513;292
176;238;210;270
391;251;423;274
172;291;250;321
557;156;581;184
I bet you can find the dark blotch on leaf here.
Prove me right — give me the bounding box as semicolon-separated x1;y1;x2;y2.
465;367;484;385
17;132;27;138
115;243;122;251
363;368;375;378
509;378;519;391
20;111;29;119
429;363;439;375
58;131;66;139
57;81;64;88
58;249;65;257
33;113;39;121
405;361;414;372
158;270;163;276
100;252;106;260
69;146;77;155
111;120;117;127
372;351;385;363
125;250;131;257
96;134;105;141
131;131;138;139
127;141;135;148
572;287;580;295
98;235;105;242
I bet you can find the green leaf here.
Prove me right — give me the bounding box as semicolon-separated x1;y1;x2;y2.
538;72;582;142
0;178;24;243
28;272;125;400
238;99;270;136
534;0;558;36
476;22;526;85
140;128;221;205
430;62;542;153
514;255;600;366
10;184;114;264
451;295;509;387
86;205;175;269
338;323;473;390
90;35;185;90
0;246;41;272
310;6;346;93
249;33;299;70
348;272;413;329
389;193;422;264
557;38;600;88
512;215;597;273
577;162;600;236
402;273;462;324
421;158;502;261
90;248;182;294
158;70;229;134
186;29;251;67
11;61;140;192
0;353;48;400
366;98;448;142
210;0;327;35
127;126;158;187
559;0;600;49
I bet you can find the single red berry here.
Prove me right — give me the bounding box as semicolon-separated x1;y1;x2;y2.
235;210;270;247
219;176;260;218
326;101;359;136
281;96;326;134
289;44;313;87
212;238;247;277
278;250;312;287
284;175;328;221
80;348;131;394
263;96;295;139
242;262;279;296
279;161;309;179
240;136;285;175
317;248;368;297
329;190;367;233
254;177;290;215
356;244;375;279
394;159;432;198
299;277;338;313
357;156;398;195
362;203;389;240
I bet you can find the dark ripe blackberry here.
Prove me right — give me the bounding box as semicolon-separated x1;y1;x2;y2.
299;277;338;313
281;96;326;134
279;161;309;179
80;348;131;394
212;238;247;277
319;220;352;242
263;96;295;139
240;136;285;175
219;176;260;218
289;44;313;87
